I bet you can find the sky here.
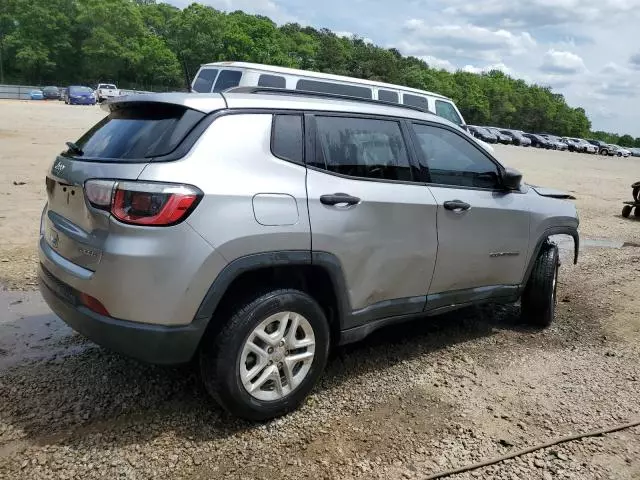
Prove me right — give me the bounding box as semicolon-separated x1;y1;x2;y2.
167;0;640;136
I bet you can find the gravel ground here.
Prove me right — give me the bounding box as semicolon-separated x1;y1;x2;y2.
1;101;640;479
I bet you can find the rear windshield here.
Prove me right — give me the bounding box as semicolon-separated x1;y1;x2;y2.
100;84;117;90
70;86;92;94
67;104;205;161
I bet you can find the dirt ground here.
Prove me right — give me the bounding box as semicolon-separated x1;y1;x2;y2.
1;100;640;479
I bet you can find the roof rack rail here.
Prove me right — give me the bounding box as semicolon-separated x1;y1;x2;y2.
223;86;435;115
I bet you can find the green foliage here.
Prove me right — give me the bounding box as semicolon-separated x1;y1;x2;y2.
0;0;629;139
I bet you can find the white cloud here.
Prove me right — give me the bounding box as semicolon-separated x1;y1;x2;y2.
402;21;536;62
334;31;373;44
540;49;587;74
443;0;640;28
419;55;456;71
462;63;513;75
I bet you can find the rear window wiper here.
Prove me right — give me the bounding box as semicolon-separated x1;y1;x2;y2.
65;141;84;156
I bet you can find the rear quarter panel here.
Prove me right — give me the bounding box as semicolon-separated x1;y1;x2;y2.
138;112;311;303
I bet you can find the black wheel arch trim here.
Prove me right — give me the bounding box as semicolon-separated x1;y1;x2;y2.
522;227;579;286
193;250;353;328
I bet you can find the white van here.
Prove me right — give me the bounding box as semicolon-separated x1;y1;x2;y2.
191;61;468;127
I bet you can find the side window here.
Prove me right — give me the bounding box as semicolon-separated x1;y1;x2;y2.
378;89;399;103
314;116;413;181
213;70;242;92
435;100;463;125
296;79;372;99
403;94;428;111
193;69;218;93
272;114;303;164
258;74;286;88
412;123;500;189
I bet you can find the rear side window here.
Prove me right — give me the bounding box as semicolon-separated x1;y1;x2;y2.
403;94;428;111
313;116;412;181
69;105;205;161
258;74;286;88
378;89;399;103
272;114;303;164
296;79;372;99
213;70;242;92
193;69;218;93
435;100;463;125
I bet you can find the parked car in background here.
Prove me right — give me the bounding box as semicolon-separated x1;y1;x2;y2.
191;61;470;129
539;134;567;150
482;127;512;144
575;139;597;154
468;125;498;143
587;139;614;155
523;133;552;149
96;83;119;102
65;86;96;105
42;86;61;100
29;89;44;100
629;148;640;157
612;145;630;157
500;129;532;146
561;138;580;152
561;138;595;153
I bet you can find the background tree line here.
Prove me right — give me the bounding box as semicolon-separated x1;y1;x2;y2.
1;0;639;146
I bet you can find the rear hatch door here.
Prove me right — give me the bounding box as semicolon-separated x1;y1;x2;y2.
44;101;210;271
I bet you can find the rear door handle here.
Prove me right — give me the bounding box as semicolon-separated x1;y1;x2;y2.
320;193;361;206
443;200;471;212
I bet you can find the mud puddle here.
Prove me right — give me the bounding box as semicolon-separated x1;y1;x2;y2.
0;290;89;370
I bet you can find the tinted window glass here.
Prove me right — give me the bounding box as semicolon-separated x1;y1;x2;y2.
435;100;463;125
272;115;303;163
403;94;428;111
296;79;372;99
193;68;218;93
258;74;286;88
213;70;242;92
70;105;205;161
412;123;500;189
314;116;412;181
378;90;398;103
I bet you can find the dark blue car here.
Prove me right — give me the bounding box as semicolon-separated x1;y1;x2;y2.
65;86;96;105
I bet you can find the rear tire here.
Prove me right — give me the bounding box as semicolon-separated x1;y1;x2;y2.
634;207;640;218
199;289;330;421
521;243;559;328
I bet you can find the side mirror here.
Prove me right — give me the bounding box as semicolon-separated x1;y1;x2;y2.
502;167;522;191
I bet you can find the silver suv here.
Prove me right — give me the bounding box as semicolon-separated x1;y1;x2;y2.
39;88;579;420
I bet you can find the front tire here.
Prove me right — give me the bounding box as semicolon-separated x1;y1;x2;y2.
200;289;330;421
521;243;559;327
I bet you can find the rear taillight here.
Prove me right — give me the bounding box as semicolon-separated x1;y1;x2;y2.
85;180;202;226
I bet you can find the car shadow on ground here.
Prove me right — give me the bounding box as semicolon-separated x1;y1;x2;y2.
0;303;567;449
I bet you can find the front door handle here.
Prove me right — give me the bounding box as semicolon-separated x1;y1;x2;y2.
320;193;361;206
443;200;471;212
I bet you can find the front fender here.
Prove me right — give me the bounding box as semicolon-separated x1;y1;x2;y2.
522;226;579;287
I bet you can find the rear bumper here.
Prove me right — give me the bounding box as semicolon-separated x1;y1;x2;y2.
69;98;95;104
39;264;206;365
